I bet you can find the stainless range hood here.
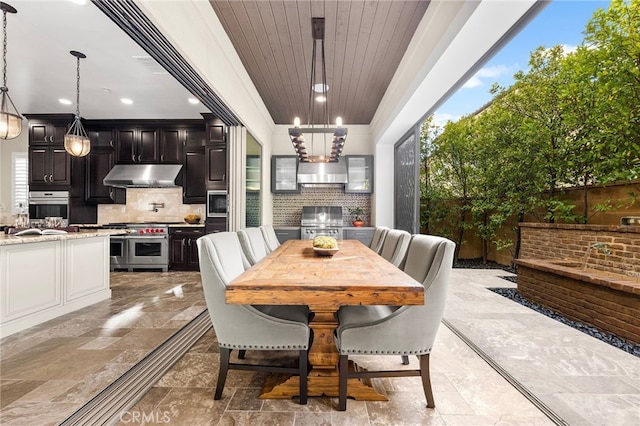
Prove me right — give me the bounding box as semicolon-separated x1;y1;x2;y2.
103;164;183;188
297;159;348;185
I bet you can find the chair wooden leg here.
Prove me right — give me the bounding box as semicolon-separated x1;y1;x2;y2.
419;354;435;408
338;354;349;411
401;355;410;365
238;349;246;359
298;349;308;405
215;347;231;400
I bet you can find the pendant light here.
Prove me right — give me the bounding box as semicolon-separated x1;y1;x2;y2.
64;50;90;157
0;2;22;140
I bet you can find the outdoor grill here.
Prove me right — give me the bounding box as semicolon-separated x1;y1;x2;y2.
300;206;344;240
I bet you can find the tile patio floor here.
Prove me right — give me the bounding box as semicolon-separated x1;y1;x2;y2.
1;268;638;425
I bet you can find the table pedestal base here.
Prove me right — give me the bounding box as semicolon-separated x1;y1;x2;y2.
260;363;388;401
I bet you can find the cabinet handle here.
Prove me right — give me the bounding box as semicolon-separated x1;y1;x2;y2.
49;174;53;182
110;140;113;147
50;135;55;143
43;174;48;182
109;190;113;200
161;154;164;162
132;154;136;162
138;154;141;162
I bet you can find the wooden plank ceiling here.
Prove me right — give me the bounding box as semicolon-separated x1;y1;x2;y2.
209;1;430;125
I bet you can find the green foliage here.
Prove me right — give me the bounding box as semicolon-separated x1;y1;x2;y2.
419;0;639;264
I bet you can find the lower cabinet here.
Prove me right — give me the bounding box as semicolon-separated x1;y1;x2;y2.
169;227;204;271
343;227;375;247
274;227;301;244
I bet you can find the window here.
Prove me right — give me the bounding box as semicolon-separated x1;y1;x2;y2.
12;152;28;214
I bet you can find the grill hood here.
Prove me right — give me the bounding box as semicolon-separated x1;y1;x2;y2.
103;164;183;188
297;159;348;184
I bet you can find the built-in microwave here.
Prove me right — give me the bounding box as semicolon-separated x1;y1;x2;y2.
207;190;228;218
28;191;69;226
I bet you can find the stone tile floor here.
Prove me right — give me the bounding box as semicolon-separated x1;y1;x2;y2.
1;268;638;425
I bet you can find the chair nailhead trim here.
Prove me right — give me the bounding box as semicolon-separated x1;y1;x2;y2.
340;348;430;355
221;343;307;350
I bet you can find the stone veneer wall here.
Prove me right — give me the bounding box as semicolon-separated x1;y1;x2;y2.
519;223;640;279
272;187;371;226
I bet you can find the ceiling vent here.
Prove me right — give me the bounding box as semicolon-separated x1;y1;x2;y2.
132;56;169;75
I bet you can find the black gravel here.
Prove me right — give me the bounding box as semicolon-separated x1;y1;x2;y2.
455;258;640;357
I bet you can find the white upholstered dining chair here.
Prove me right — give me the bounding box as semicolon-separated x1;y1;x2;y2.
237;227;269;265
197;232;311;403
260;224;281;253
335;234;455;411
379;229;411;267
369;226;389;254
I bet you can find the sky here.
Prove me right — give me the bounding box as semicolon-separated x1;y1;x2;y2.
432;0;612;127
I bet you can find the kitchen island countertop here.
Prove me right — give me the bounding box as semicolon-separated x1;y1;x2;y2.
0;229;126;246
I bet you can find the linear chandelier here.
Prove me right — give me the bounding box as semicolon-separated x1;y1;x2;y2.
289;17;346;163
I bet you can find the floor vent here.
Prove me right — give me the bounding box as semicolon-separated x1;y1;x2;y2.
59;310;211;426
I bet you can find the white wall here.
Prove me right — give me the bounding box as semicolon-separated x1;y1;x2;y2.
0;126;28;224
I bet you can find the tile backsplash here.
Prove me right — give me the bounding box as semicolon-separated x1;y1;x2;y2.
273;187;371;226
98;188;204;224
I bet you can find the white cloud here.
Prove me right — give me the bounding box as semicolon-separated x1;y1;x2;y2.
561;43;578;54
432;112;459;127
462;64;515;89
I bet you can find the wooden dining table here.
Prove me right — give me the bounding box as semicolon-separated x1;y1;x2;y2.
225;239;424;400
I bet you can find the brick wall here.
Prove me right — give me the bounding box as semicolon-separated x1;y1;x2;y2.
519;223;640;279
517;262;640;345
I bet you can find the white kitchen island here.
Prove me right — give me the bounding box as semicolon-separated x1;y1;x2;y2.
0;230;124;338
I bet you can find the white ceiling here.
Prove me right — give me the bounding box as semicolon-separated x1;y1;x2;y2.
7;0;208;120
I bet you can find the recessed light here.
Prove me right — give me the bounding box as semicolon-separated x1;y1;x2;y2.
58;98;72;105
102;88;112;94
315;95;326;103
313;83;329;93
120;98;133;105
188;98;199;105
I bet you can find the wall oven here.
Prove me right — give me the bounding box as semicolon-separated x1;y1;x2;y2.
28;191;69;226
207;190;228;218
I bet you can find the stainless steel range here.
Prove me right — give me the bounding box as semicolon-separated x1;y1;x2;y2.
109;223;169;272
300;206;344;240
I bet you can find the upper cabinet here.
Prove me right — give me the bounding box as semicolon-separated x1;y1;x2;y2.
26;115;73;190
203;114;227;190
345;155;374;194
115;127;160;164
271;156;300;193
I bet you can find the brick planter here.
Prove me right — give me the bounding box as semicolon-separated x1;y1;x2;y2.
516;258;640;345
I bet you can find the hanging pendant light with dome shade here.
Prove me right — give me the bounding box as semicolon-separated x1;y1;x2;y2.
0;2;22;140
64;50;90;157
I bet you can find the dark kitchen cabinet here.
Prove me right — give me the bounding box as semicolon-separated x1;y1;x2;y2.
170;227;204;270
29;146;71;188
85;147;125;204
271;156;300;193
160;128;183;164
203;114;227;190
27;115;71;146
26;114;73;190
345;155;374;194
116;127;160;164
183;147;206;204
205;217;227;234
